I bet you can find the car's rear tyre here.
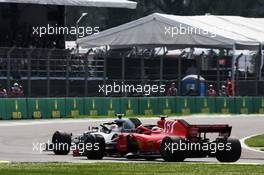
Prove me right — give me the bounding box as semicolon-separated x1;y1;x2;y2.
84;134;105;160
129;118;142;128
216;137;241;162
52;131;71;155
160;136;186;162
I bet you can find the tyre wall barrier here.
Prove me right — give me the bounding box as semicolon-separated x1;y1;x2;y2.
0;96;263;120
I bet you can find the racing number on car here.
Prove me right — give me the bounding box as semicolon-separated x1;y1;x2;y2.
164;121;177;134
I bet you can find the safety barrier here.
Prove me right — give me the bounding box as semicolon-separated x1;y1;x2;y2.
0;96;263;120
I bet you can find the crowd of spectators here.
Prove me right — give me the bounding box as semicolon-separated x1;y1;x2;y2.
166;78;234;97
206;79;234;97
0;82;23;98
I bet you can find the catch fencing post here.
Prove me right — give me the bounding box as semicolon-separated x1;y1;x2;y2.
231;44;236;96
27;48;33;97
66;51;70;97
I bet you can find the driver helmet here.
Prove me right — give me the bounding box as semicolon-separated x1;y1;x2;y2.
151;126;163;132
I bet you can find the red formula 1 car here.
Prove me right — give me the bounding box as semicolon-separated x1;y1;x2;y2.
84;117;241;162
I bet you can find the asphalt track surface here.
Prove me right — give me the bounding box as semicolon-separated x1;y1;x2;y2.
0;115;263;163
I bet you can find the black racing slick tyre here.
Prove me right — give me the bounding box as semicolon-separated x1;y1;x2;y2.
84;134;105;160
52;131;71;155
216;137;242;162
160;136;186;162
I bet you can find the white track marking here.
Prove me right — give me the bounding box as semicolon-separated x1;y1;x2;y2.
0;119;113;127
240;134;264;154
0;114;263;127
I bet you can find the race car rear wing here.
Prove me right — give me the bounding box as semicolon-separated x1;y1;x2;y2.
162;119;232;139
188;124;232;138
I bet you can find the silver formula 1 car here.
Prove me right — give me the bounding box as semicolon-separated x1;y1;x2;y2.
47;114;142;158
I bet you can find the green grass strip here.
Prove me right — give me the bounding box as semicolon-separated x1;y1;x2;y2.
245;134;264;147
0;163;264;175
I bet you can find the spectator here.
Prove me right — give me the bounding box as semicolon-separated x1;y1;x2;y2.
219;85;227;96
10;82;24;97
167;82;178;96
227;80;234;97
0;85;7;97
206;84;216;96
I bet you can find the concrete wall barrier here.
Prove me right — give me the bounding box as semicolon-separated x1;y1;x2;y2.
0;96;263;120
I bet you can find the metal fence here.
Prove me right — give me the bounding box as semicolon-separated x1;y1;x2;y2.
0;47;263;97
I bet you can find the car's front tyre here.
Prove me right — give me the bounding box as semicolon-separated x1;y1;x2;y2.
52;131;71;155
160;136;186;162
84;134;105;160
